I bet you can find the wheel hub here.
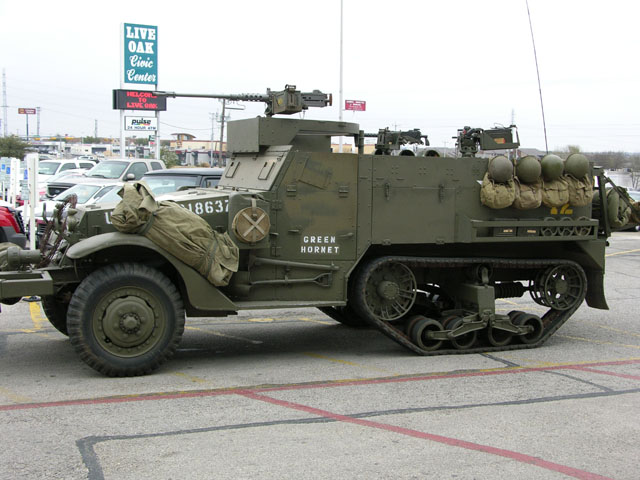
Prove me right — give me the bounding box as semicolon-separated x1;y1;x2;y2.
553;277;568;295
101;296;155;348
120;313;143;333
377;280;400;301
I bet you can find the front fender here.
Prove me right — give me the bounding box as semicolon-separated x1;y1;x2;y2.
66;232;237;311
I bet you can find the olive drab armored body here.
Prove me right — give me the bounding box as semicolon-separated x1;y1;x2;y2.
0;85;638;376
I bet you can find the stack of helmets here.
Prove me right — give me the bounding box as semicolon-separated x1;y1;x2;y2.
565;153;589;178
488;155;513;183
480;155;516;209
564;153;593;207
540;153;569;208
513;155;542;209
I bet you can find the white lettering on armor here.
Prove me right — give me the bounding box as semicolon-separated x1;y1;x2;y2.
300;234;340;255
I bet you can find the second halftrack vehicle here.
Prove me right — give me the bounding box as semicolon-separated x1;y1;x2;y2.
1;85;637;376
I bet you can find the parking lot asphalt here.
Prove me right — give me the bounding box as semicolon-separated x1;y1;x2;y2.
0;232;639;479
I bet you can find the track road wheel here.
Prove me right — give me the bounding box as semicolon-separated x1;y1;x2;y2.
409;316;443;352
513;313;544;344
352;259;417;323
485;324;513;347
41;295;69;336
444;316;477;350
67;263;185;377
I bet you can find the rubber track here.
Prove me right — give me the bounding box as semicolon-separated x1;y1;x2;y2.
353;256;587;356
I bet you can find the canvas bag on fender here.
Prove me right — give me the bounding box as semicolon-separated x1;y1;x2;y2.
566;174;593;207
541;177;569;208
110;182;239;286
513;178;542;210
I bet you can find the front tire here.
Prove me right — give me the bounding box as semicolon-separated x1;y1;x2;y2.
67;263;185;377
41;295;69;336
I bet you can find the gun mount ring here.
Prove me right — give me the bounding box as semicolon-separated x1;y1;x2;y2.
232;205;270;243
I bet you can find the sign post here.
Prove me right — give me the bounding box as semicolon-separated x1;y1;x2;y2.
18;108;36;139
120;23;159;159
25;153;38;250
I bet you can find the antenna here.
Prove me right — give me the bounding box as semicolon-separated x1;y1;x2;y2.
525;0;549;154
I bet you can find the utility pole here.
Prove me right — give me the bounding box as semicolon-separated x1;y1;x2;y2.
37;107;41;137
2;69;7;137
94;119;98;138
338;0;344;153
218;99;226;166
209;112;216;164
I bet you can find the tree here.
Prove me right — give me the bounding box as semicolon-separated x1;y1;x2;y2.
566;145;581;154
160;147;178;168
0;135;30;159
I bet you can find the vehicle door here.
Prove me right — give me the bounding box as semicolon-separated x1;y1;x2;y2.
125;162;149;180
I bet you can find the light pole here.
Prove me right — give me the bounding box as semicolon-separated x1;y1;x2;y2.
338;0;344;153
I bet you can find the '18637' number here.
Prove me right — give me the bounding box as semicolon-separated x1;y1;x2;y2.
184;199;229;215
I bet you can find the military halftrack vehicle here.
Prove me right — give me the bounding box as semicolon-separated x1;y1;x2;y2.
0;85;638;376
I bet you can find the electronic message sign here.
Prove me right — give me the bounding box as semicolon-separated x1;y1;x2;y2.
113;90;166;111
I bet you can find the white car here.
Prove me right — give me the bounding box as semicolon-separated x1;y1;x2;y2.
33;181;123;241
37;159;97;199
38;181;122;219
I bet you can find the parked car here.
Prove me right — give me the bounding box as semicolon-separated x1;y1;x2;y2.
38;159;97;200
38;159;97;180
46;158;165;198
0;200;26;248
35;181;123;242
140;167;224;195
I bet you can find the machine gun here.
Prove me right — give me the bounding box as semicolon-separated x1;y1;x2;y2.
455;125;520;157
367;128;430;155
154;84;332;116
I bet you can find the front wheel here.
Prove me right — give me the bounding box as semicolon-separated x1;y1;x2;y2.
67;263;185;377
41;295;69;336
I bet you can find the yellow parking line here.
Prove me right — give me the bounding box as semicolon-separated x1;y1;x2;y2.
556;334;640;350
171;372;211;384
486;355;640;369
496;299;546;312
185;326;263;345
17;302;53;338
29;302;47;331
0;387;33;404
580;321;640;339
606;248;640;257
303;352;401;376
298;317;334;326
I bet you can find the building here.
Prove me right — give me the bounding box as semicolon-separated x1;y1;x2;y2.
170;133;227;166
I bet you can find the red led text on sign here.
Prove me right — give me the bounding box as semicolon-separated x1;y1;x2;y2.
125;91;159;110
113;89;167;111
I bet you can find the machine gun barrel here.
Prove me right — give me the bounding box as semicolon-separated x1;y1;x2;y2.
153;84;331;116
153;91;269;102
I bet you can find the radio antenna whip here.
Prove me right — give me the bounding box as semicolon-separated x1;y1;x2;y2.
526;0;549;154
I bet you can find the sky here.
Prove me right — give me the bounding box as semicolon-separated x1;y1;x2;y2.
1;0;639;152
